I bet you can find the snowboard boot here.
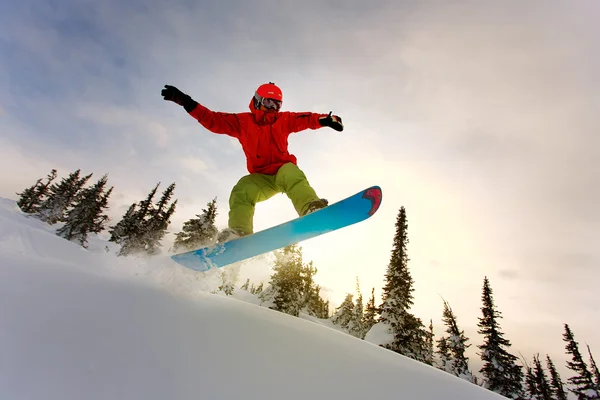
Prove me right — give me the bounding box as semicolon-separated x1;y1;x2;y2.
217;228;247;244
303;198;329;216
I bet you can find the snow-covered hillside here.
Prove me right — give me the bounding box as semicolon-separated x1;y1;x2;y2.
0;198;503;400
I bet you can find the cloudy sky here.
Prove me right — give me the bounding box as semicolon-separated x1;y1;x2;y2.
1;0;598;380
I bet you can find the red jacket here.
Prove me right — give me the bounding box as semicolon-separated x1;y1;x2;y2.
188;99;327;175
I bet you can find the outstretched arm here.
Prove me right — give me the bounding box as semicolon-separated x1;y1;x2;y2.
287;111;344;133
161;85;241;138
187;104;241;139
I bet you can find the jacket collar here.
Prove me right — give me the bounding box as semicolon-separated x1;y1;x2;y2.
249;98;278;125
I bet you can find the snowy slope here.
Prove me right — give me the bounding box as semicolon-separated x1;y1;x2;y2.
0;198;504;400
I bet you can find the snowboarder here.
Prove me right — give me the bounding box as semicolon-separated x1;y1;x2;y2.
161;82;344;241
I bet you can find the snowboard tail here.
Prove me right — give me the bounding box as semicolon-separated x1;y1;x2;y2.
171;186;382;272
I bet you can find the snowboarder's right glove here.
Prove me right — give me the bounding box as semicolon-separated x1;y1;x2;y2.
161;85;198;113
319;112;344;132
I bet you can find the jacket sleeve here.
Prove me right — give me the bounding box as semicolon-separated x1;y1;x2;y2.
286;112;328;134
188;103;241;139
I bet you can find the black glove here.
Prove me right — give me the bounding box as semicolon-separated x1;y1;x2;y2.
319;112;344;132
161;85;198;113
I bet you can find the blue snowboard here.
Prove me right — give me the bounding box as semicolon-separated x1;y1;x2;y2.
171;186;382;272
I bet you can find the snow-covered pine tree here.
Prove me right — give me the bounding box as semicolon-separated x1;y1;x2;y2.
526;354;553;400
241;279;250;291
16;169;57;213
172;198;218;252
251;282;264;295
477;276;524;399
108;203;137;245
260;245;306;317
141;182;177;255
350;278;366;338
424;319;434;366
305;284;329;319
375;206;429;363
108;183;160;247
301;262;318;311
436;337;452;372
361;288;378;335
37;169;92;224
110;183;177;256
331;293;355;332
260;245;328;318
323;298;330;318
563;324;600;399
546;355;568;400
217;271;235;295
438;299;473;381
16;178;42;213
56;175;113;247
137;183;159;217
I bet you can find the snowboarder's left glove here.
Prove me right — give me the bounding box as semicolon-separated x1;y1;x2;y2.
319;112;344;132
161;85;198;113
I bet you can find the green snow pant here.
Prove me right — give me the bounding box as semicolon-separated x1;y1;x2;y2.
228;163;319;235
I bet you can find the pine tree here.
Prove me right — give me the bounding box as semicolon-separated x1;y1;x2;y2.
141;183;177;255
546;355;568;400
16;178;42;213
477;276;524;398
108;203;138;244
331;293;355;331
438;299;473;381
563;324;600;399
241;279;250;291
251;282;264;295
324;299;330;318
259;245;328;318
350;278;366;338
424;319;434;366
56;175;113;247
145;183;177;255
138;183;159;218
16;169;57;213
376;207;429;363
361;288;378;335
526;354;553;400
173;198;218;252
305;284;329;319
217;271;234;295
437;337;452;372
261;245;306;317
525;360;539;399
109;183;177;256
109;183;160;246
533;354;553;400
37;169;92;224
588;345;600;390
301;262;318;311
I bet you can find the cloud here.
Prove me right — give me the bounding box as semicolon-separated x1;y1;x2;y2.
1;0;599;381
179;156;209;174
74;103;171;149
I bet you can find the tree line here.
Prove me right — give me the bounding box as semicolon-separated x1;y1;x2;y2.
15;168;600;399
234;207;600;400
330;206;598;399
16;167;218;254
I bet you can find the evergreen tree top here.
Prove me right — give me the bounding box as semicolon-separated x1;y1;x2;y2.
380;207;414;320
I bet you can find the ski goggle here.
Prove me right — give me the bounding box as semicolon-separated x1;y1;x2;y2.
257;96;282;111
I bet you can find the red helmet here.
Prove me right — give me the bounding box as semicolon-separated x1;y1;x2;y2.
256;82;282;101
254;82;282;111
